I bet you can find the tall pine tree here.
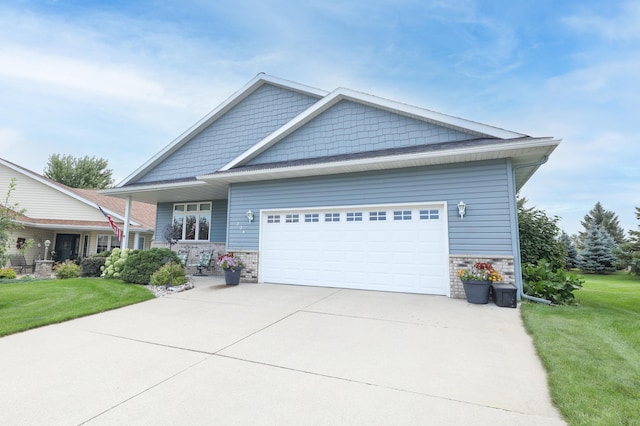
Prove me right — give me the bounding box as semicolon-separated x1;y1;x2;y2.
580;202;626;245
559;231;578;269
615;207;640;275
578;225;618;273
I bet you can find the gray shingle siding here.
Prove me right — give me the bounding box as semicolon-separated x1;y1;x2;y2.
227;159;513;254
155;200;228;242
136;84;320;184
248;100;475;165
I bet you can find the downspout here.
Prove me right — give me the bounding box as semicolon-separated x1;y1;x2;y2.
512;156;552;305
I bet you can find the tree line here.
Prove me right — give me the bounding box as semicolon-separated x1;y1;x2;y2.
519;199;640;276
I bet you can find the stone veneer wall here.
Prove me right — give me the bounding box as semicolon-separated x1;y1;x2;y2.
151;241;227;276
231;250;259;282
449;255;515;299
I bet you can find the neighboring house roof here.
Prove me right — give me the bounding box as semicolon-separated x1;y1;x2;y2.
0;157;156;231
102;74;560;204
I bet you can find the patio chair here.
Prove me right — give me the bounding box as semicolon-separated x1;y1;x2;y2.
9;254;35;274
177;250;189;267
188;251;213;276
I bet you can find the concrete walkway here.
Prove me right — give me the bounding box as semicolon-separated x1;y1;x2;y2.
0;278;565;425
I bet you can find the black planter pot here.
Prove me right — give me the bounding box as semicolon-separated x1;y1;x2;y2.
224;269;242;285
461;280;492;304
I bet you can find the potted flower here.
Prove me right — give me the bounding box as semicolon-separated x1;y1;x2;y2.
457;262;503;304
217;252;245;285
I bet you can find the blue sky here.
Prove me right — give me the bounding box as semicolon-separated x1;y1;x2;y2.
0;0;638;236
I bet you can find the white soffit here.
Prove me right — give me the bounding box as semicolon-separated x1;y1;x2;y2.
202;138;560;184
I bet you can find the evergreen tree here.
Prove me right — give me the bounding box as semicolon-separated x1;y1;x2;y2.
615;207;640;275
580;202;626;245
577;225;618;273
559;231;578;269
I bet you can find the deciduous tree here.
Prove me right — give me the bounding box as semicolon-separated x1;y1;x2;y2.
43;154;114;189
518;198;566;270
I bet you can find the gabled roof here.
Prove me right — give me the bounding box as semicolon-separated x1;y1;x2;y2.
102;74;559;204
118;73;328;186
0;157;155;230
220;87;526;171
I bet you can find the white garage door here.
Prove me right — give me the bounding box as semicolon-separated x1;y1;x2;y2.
259;203;449;295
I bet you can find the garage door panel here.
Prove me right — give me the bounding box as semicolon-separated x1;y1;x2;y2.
260;204;448;295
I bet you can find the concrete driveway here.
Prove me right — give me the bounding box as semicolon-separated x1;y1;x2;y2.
0;277;565;425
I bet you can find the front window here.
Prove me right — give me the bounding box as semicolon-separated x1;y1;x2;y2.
97;235;120;253
173;202;211;241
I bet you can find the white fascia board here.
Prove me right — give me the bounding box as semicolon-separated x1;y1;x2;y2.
100;179;208;197
201;137;560;183
118;74;328;186
220;87;527;171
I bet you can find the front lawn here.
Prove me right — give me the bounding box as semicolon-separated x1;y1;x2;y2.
521;272;640;425
0;278;155;337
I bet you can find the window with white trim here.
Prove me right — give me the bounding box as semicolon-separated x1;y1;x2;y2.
394;210;412;220
369;211;387;221
172;202;211;241
346;212;363;222
305;213;319;222
420;209;440;220
286;214;299;223
325;213;340;222
267;215;281;223
97;235;120;253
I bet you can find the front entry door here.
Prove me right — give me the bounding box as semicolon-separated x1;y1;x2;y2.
55;234;80;262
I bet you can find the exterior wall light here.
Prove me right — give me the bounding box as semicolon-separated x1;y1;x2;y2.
246;210;254;223
457;201;466;219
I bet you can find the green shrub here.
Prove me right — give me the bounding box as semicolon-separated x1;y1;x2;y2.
101;248;129;279
522;259;584;305
121;248;180;285
149;262;187;286
0;268;17;279
80;256;107;277
54;260;81;279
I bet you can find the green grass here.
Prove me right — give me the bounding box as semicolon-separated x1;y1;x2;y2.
521;272;640;425
0;278;155;337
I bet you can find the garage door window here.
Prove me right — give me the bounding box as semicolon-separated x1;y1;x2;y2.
305;213;319;222
420;209;440;220
394;210;412;220
346;212;363;222
369;211;387;221
325;213;340;222
286;214;299;223
267;215;281;223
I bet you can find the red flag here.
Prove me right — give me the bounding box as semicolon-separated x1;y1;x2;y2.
98;205;123;241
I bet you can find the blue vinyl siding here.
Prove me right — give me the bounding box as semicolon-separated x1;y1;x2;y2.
155;200;227;242
227;159;513;254
248;100;475;165
136;84;320;184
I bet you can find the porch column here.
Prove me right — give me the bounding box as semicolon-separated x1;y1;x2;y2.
133;232;141;249
123;196;132;249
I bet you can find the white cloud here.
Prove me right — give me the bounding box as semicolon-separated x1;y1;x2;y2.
563;1;640;41
0;46;182;106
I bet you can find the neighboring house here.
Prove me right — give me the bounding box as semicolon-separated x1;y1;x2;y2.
0;158;155;267
102;74;559;298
